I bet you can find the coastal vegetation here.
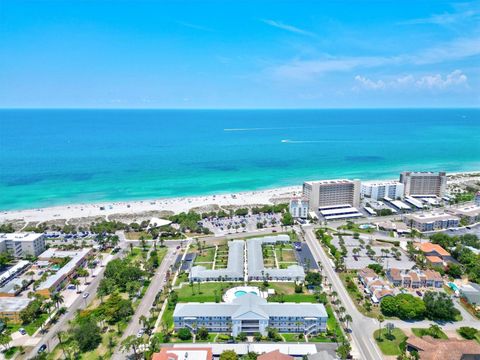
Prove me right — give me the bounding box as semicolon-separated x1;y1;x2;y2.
429;233;480;283
380;291;459;321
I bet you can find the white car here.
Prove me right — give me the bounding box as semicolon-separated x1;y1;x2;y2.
82;292;90;299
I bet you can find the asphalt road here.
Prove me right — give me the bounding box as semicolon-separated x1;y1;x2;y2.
304;225;383;360
111;247;177;360
26;241;130;358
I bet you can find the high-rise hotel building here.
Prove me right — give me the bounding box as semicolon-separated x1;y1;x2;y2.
303;179;361;210
400;171;447;197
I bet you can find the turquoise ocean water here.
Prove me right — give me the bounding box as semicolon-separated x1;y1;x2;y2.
0;109;479;211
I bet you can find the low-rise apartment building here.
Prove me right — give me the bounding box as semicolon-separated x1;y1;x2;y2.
459;282;480;310
289;198;309;219
357;268;394;303
189;240;244;282
36;248;93;296
386;268;443;288
403;212;459;232
173;293;327;337
361;181;404;200
414;242;453;266
0;298;31;324
0;233;46;258
247;235;305;282
448;205;480;225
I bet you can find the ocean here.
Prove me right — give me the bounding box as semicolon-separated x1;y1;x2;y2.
0;109;479;211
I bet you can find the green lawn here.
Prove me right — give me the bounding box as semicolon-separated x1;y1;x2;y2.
176;282;233;303
281;333;306;342
412;327;448;339
339;272;380;318
374;328;407;356
326;305;343;338
195;333;218;343
8;313;49;336
125;231;153;240
195;248;216;263
3;347;20;360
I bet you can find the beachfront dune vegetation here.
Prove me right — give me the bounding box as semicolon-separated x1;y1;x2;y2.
169;211;212;234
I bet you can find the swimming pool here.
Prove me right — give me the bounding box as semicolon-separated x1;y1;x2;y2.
448;282;459;291
224;286;262;303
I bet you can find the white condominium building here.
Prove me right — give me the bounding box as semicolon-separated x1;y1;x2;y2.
0;233;46;258
289;198;309;218
303;179;360;210
361;180;404;200
403;212;459;232
400;171;447;197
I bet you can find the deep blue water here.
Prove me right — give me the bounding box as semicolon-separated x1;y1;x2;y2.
0;109;479;210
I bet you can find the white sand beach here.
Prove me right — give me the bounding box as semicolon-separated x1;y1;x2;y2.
1;171;478;227
0;186;302;225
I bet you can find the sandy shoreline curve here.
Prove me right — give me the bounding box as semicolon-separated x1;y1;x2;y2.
1;171;479;225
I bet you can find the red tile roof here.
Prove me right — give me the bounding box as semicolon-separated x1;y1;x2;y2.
258;350;294;360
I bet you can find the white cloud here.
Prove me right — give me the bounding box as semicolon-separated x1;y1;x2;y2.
268;35;480;80
354;75;386;90
354;70;468;91
399;10;478;25
416;69;468;89
260;19;316;37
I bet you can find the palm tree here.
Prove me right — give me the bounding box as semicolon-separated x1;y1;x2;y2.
121;335;141;359
51;292;64;309
77;268;89;285
57;331;67;359
344;314;352;330
71;278;80;293
377;314;385;340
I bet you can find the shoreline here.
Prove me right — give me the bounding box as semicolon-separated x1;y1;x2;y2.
1;170;479;225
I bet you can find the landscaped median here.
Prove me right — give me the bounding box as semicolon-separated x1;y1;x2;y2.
373;328;407;356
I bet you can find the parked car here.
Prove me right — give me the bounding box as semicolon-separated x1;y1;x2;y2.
19;328;26;335
38;344;47;353
67;284;76;290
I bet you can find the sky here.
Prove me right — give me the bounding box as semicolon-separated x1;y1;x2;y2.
0;0;479;108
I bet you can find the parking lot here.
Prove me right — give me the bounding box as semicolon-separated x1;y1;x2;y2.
199;213;282;236
331;235;415;270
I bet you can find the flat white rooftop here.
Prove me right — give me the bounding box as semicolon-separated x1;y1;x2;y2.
172;343;318;356
362;180;403;186
0;233;43;242
320;206;360;215
406;212;459;222
0;297;31;312
305;179;356;185
405;196;424;209
450;205;480;217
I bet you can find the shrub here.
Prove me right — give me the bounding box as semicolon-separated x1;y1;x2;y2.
177;328;192;340
458;327;478;340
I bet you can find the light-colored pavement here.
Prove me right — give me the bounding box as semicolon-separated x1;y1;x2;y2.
304;225;384;360
111;247;177;360
25;241;129;358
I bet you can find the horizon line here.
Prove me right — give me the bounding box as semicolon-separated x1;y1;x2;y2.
0;106;479;110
